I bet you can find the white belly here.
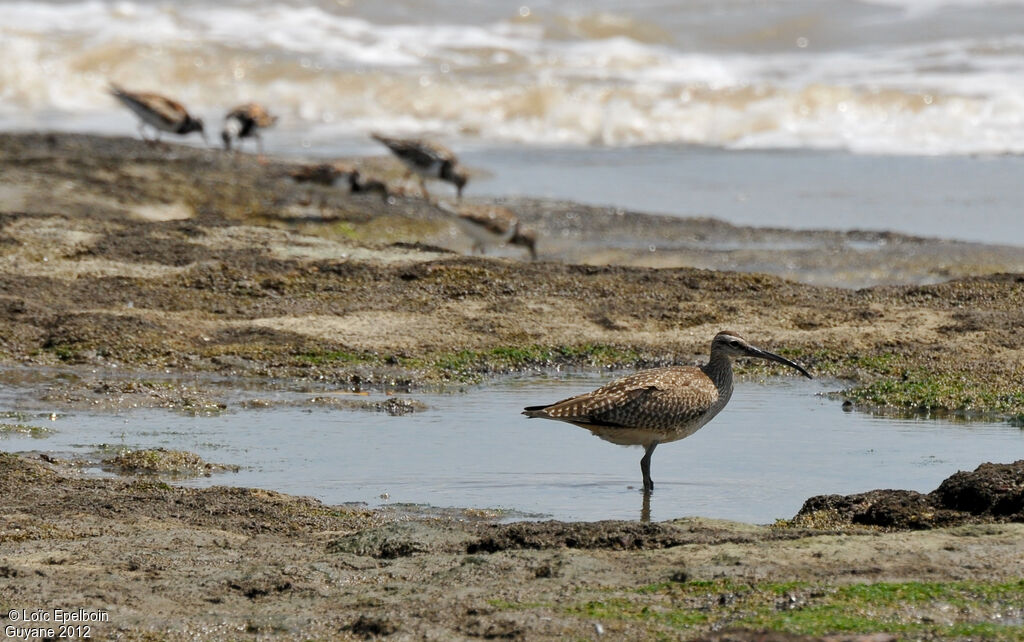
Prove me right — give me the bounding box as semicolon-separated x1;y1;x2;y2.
455;217;515;246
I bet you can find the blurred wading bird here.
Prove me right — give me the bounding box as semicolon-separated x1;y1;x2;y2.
523;331;811;493
288;162;389;205
109;83;206;144
439;202;537;260
221;103;278;154
371;133;468;201
288;162;351;187
347;169;390;200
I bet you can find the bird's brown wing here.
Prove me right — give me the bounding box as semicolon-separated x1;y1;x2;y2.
228;103;277;127
289;163;349;185
115;89;188;123
372;134;454;167
457;206;516;236
524;367;719;430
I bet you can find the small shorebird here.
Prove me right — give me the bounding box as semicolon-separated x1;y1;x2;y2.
371;133;468;200
288;162;351;210
441;202;537;260
289;163;389;205
348;169;390;201
109;83;206;144
523;331;811;493
221;102;278;154
289;162;351;186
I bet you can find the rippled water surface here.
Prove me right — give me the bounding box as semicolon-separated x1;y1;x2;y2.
5;376;1022;523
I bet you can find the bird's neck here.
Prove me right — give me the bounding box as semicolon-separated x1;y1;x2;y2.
701;352;734;394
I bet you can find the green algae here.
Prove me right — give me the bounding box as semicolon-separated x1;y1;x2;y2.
0;423;54;438
751;348;1024;422
492;579;1024;639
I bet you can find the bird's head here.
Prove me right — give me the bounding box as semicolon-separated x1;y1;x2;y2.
512;228;538;260
712;331;811;378
440;163;468;200
184;117;207;143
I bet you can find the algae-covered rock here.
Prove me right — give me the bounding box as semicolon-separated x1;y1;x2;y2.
102;447;239;478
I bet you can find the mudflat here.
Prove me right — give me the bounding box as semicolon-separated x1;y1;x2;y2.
1;133;1022;640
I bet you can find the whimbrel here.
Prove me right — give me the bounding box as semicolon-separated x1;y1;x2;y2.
523;331;811;493
371;133;468;200
221;102;278;154
109;84;206;144
441;202;537;260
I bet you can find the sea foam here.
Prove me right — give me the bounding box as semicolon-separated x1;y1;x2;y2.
5;0;1024;155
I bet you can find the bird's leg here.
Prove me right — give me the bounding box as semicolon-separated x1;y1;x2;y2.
641;442;658;493
256;133;268;164
138;122;155;146
418;176;431;201
398;170;414;198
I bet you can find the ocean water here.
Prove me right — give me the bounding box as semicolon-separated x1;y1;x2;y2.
4;0;1024;241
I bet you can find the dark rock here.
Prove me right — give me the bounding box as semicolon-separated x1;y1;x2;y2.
345;614;398;638
795;460;1024;530
930;461;1024;519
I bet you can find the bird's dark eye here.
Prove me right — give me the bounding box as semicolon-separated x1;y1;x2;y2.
729;340;740;347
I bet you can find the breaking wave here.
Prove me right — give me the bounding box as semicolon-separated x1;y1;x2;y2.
5;0;1024;154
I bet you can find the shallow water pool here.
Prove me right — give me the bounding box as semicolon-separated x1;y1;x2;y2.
4;375;1022;524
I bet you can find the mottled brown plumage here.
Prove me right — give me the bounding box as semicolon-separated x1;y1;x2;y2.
442;203;538;260
371;133;468;200
288;162;353;186
524;331;811;493
222;102;278;153
109;83;206;143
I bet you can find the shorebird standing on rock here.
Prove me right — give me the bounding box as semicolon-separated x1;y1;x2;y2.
288;161;351;210
289;162;350;186
348;169;390;201
523;331;811;493
221;103;277;154
288;163;390;207
109;83;206;144
440;202;537;260
371;133;468;201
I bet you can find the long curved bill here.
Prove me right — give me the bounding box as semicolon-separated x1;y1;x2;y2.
747;346;812;379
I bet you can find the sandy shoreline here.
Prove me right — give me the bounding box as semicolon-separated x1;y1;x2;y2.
1;132;1023;639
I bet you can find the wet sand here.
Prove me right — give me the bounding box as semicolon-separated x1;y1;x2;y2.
3;452;1023;640
1;133;1023;640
